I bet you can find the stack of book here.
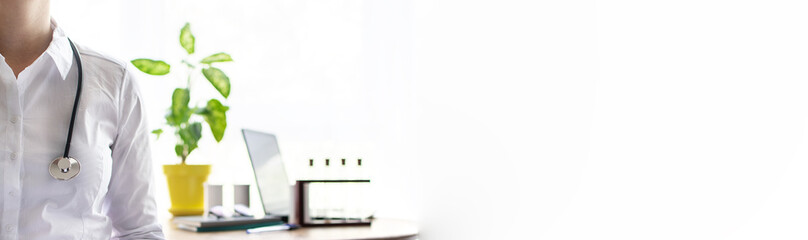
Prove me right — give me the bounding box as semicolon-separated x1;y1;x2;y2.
173;215;285;232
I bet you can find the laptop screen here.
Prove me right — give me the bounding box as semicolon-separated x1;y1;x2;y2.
241;129;291;215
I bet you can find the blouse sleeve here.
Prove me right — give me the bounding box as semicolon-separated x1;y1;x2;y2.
103;67;165;239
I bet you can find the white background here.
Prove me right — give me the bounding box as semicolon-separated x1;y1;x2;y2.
52;0;808;239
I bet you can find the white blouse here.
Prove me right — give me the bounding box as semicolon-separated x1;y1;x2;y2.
0;20;164;239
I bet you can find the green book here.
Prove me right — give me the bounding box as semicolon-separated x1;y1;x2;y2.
177;221;285;232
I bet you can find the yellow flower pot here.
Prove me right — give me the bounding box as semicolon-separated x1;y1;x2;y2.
163;164;211;216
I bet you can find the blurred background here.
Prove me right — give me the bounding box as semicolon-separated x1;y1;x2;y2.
53;0;808;239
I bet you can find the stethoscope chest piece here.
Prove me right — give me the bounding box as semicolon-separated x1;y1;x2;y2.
49;157;80;180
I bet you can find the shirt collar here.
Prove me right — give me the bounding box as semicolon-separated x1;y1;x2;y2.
44;18;74;81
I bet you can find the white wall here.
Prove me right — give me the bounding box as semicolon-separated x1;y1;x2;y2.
411;1;597;239
412;0;808;239
52;0;808;239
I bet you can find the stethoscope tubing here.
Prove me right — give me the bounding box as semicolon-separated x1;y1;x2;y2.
64;38;82;159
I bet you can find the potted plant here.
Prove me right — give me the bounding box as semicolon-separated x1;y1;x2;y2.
131;23;232;216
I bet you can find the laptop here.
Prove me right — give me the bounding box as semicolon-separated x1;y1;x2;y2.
241;129;292;217
173;129;291;229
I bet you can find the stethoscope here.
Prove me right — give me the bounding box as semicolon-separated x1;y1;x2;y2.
48;38;83;181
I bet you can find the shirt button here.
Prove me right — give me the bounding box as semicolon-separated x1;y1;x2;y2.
9;153;16;160
9;117;17;124
8;190;16;197
5;224;13;232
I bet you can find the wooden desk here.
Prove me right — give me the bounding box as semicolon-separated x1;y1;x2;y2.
163;219;419;240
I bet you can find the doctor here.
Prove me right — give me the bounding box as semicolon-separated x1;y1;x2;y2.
0;0;164;239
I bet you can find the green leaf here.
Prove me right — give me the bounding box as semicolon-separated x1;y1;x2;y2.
131;59;170;75
175;144;184;157
202;67;231;98
166;88;191;126
171;88;190;114
200;99;229;142
180;23;195;54
178;122;203;155
200;52;233;64
151;129;163;140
